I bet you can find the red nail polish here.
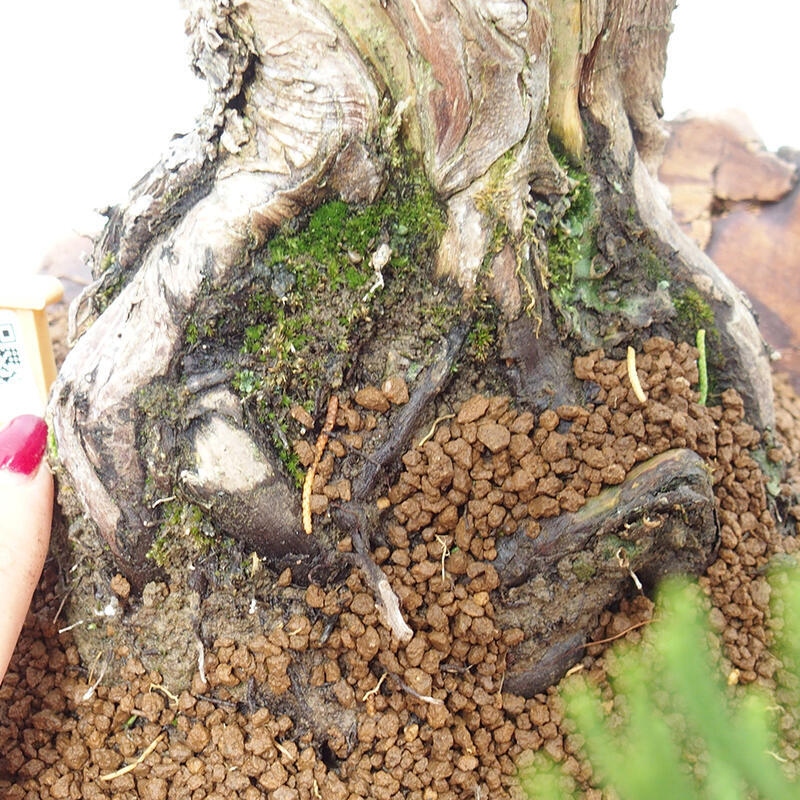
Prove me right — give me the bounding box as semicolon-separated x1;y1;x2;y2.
0;415;48;476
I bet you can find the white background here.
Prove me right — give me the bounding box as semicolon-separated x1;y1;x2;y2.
1;0;797;278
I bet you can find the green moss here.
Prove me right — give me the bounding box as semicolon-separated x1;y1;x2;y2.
424;301;460;335
673;287;715;333
571;555;596;581
751;443;784;498
242;323;268;355
147;501;216;567
473;150;518;219
546;172;596;297
467;320;494;364
185;321;200;346
137;379;187;426
543;145;602;328
265;411;305;489
261;175;444;297
639;247;670;285
175;161;448;474
46;425;58;462
599;535;638;562
537;140;683;347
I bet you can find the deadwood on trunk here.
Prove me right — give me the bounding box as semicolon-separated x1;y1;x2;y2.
49;0;772;694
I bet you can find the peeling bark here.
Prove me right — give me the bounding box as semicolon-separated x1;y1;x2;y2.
49;0;772;694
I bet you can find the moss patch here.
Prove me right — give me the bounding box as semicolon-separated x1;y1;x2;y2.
545;149;597;300
179;163;452;482
147;500;217;568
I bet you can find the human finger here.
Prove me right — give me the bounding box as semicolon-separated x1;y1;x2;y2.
0;414;54;683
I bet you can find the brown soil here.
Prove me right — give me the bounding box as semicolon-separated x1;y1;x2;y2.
2;323;800;799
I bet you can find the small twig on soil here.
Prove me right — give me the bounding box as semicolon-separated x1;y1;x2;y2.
82;652;107;701
616;547;643;592
195;693;238;709
417;413;455;448
361;672;387;701
350;527;413;643
196;636;208;685
435;535;451;583
583;618;653;650
626;345;647;404
99;731;166;781
52;584;75;625
391;673;445;706
275;741;294;759
149;683;179;704
58;619;85;635
303;395;339;534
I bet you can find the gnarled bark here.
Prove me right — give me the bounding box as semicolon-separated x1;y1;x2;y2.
49;0;771;698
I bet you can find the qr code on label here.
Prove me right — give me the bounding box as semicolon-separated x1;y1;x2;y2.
0;323;21;382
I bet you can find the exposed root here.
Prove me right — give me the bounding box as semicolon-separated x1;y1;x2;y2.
99;731;166;781
352;321;468;501
417;413;455;448
361;672;387;701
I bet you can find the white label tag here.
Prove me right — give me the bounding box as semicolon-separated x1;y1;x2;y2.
0;310;44;424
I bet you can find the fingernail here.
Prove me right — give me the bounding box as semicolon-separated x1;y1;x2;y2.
0;415;48;476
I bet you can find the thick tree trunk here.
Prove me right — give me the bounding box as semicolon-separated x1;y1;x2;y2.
50;0;771;704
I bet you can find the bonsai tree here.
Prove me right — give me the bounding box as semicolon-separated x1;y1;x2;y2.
49;0;772;702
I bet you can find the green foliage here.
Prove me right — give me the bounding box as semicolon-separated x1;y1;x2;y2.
521;569;800;799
